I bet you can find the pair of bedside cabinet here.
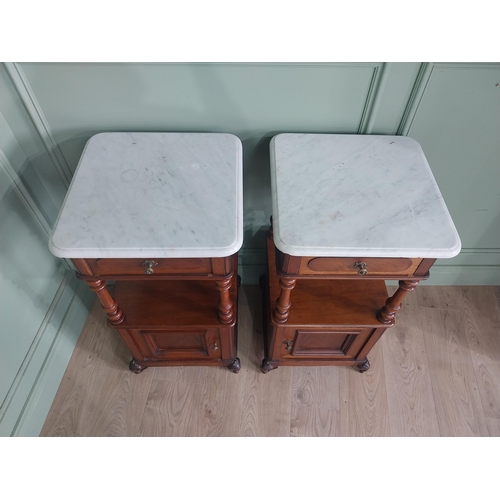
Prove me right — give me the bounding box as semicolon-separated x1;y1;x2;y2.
49;132;461;375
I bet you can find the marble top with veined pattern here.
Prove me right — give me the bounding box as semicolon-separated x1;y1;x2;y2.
49;132;243;258
270;133;461;258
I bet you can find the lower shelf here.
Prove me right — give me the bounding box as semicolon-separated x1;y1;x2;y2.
113;279;233;328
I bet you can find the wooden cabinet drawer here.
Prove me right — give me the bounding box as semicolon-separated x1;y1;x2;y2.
275;249;423;277
81;257;231;277
89;257;211;276
298;256;422;276
273;233;434;278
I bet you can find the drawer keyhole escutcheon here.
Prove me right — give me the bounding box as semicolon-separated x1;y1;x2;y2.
354;261;368;275
142;260;158;275
283;340;293;351
211;343;219;351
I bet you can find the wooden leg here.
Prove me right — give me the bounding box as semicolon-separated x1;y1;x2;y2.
261;359;278;374
215;277;234;324
377;279;419;324
227;357;241;374
352;358;370;373
273;277;296;324
86;278;124;325
129;358;146;373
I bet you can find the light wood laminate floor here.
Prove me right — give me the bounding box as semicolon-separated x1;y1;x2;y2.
41;285;500;437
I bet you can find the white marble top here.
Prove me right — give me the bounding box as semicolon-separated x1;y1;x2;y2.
270;133;461;258
49;132;243;258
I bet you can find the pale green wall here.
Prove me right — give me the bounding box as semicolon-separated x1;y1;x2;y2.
13;61;500;284
0;64;93;436
1;62;499;434
400;63;500;284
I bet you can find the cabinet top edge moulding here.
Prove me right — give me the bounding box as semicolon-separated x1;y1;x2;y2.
270;133;461;259
49;132;243;258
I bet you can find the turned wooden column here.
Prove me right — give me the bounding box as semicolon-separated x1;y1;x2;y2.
215;276;234;324
273;277;297;323
85;278;124;325
377;279;419;324
269;220;298;324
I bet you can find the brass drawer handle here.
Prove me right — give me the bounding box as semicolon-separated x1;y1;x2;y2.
354;261;368;275
142;260;158;275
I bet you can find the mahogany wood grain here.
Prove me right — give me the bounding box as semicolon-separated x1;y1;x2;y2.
377;280;419;324
74;252;239;372
141;328;220;359
275;248;301;275
268;244;390;328
300;256;422;276
86;278;124;325
113;279;234;328
273;276;296;323
87;257;215;276
274;281;390;327
414;258;436;277
110;271;238;370
72;258;94;276
211;256;233;276
262;232;392;371
75;256;234;281
215;276;235;324
275;249;434;281
290;328;366;356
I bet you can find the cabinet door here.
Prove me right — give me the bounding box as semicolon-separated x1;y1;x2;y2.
129;328;222;361
280;327;375;360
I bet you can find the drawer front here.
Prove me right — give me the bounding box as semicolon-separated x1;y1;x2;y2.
86;257;215;276
298;256;422;277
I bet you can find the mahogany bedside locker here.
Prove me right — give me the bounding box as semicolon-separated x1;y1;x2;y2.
262;134;461;373
50;132;243;373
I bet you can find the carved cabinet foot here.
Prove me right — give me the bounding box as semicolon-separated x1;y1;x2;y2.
352;358;370;373
227;357;241;374
261;359;278;374
129;358;146;374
